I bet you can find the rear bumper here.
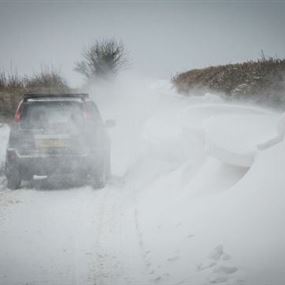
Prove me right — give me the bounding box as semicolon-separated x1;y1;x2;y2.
19;155;91;176
6;148;106;178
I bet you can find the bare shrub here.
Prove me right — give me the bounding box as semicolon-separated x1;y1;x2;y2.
75;39;128;81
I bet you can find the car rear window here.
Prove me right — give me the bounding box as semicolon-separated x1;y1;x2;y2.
22;101;84;130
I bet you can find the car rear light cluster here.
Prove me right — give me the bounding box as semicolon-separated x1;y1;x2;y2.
83;108;92;120
15;111;21;122
15;100;23;122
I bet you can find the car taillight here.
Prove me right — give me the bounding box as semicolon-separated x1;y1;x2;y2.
15;111;21;122
15;101;23;123
83;105;92;120
84;110;92;120
83;102;96;120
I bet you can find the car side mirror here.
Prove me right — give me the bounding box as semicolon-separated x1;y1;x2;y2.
105;119;116;128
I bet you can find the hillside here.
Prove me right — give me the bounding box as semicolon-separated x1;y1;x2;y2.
173;58;285;107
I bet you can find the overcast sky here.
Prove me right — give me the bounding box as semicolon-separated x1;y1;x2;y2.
0;0;285;87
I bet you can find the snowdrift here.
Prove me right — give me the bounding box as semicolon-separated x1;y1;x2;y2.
205;112;279;167
105;80;284;285
87;77;285;285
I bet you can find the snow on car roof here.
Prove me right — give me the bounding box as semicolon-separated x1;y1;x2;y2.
26;97;83;102
23;93;89;102
23;93;88;102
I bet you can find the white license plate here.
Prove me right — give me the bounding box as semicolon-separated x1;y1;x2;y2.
39;139;65;148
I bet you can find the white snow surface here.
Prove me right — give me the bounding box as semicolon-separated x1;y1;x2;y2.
0;76;284;285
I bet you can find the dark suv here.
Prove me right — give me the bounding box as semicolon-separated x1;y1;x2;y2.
5;93;111;189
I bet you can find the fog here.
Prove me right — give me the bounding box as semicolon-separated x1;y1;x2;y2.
0;1;285;86
1;1;285;285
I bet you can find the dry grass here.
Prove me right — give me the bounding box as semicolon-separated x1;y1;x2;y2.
173;58;285;107
0;70;70;119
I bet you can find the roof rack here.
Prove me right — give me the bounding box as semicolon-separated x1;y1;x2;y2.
23;93;89;101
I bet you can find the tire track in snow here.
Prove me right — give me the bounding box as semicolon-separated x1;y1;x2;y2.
0;187;105;285
134;206;170;284
90;182;150;285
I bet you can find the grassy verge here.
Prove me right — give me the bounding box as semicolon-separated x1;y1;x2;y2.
173;58;285;107
0;70;70;121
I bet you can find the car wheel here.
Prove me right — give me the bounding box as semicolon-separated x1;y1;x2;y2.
6;166;21;190
91;169;106;189
90;163;107;189
105;151;111;180
92;176;106;189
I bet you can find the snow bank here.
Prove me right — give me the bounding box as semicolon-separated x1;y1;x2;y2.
147;138;285;285
137;103;285;285
99;78;284;285
205;113;280;167
87;76;285;284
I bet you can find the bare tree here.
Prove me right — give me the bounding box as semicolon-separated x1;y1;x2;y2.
75;39;127;81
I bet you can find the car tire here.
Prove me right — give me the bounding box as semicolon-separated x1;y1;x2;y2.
90;160;108;189
6;166;21;190
105;151;111;180
92;177;106;189
91;167;106;189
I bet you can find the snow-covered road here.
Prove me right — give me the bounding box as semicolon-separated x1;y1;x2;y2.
0;182;152;285
1;78;285;285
